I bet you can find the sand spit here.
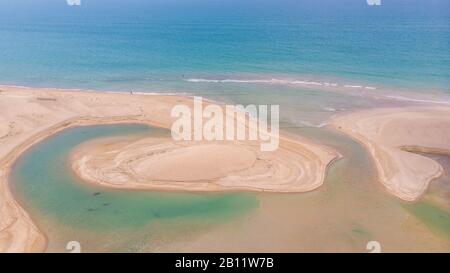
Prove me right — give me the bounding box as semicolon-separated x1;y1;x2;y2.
0;85;337;252
333;107;450;201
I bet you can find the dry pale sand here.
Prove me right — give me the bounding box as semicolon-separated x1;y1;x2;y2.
333;107;450;201
71;136;337;192
0;85;337;252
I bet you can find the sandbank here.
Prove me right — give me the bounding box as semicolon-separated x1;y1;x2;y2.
333;107;450;201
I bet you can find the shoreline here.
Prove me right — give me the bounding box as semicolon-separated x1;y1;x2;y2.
0;85;338;252
4;72;450;105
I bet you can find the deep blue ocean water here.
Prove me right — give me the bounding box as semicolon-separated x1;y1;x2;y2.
0;0;449;92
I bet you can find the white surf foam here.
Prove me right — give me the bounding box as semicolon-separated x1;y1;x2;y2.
323;107;337;112
384;95;450;105
292;120;329;128
186;78;342;87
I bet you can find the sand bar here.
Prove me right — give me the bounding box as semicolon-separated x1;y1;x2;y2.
71;136;338;192
333;107;450;201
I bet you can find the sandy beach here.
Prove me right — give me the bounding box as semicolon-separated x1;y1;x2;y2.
0;85;338;252
333;107;450;201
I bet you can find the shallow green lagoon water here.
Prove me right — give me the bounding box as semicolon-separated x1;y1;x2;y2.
10;124;258;252
403;154;450;239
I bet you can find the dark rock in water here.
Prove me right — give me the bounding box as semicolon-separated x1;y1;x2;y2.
154;212;161;218
86;208;96;212
93;192;101;196
102;203;110;206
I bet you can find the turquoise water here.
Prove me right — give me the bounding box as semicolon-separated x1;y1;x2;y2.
0;0;449;92
10;124;258;252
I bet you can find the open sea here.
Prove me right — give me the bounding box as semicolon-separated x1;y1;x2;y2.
0;0;449;93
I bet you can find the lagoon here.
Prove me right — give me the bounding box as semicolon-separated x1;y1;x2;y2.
10;124;258;252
